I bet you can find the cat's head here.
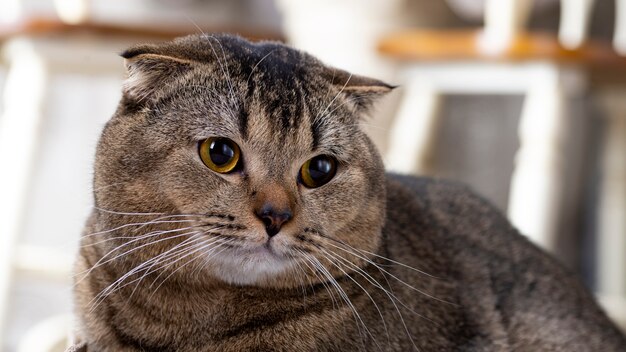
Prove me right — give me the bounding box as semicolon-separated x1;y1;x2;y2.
93;34;392;288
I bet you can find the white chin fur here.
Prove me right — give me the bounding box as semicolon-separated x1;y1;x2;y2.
209;248;294;285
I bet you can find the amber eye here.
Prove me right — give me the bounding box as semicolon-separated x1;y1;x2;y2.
299;155;337;188
199;137;241;173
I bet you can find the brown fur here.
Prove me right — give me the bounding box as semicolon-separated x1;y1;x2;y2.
72;34;626;351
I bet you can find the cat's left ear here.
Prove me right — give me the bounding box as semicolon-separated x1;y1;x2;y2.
120;45;193;103
324;67;396;113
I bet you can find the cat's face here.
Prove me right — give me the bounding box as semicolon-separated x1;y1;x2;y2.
93;35;391;288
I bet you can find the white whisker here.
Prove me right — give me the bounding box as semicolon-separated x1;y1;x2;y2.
74;226;200;285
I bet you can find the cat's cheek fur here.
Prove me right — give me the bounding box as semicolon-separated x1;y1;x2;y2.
320;159;384;235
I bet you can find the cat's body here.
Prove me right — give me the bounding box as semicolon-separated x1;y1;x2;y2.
72;34;626;351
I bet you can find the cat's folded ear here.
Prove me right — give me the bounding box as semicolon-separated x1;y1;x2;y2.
323;67;396;114
121;44;194;104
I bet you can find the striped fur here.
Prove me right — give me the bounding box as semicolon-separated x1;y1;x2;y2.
72;34;626;351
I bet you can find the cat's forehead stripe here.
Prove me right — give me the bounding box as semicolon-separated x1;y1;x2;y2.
310;117;321;150
236;51;319;148
238;77;257;140
143;35;349;156
238;108;250;140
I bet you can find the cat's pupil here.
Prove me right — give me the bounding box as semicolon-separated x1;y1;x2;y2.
210;139;235;166
309;157;332;181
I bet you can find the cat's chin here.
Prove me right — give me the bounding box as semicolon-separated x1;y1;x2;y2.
207;242;298;287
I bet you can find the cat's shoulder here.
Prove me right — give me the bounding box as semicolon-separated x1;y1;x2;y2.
385;173;512;232
385;173;485;211
384;173;527;254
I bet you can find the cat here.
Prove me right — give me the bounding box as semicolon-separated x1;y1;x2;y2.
70;34;626;351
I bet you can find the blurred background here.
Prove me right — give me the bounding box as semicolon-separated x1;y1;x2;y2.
0;0;624;350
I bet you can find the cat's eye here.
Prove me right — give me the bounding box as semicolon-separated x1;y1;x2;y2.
299;155;337;188
199;137;241;173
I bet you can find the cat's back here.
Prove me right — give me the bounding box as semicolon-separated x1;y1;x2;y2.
383;174;626;351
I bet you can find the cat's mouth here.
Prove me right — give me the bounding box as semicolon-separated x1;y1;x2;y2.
237;236;291;262
208;234;299;286
238;240;279;257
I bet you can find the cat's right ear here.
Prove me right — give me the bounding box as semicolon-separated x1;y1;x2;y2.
121;45;193;104
322;67;396;115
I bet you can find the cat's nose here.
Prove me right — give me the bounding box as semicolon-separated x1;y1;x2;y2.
255;204;292;237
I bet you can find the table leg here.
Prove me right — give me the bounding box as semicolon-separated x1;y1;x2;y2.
507;64;567;251
597;91;626;297
559;0;596;49
615;0;626;55
0;39;49;344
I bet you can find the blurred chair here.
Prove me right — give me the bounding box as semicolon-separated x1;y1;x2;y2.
595;86;626;332
0;7;282;349
614;0;626;54
379;0;626;329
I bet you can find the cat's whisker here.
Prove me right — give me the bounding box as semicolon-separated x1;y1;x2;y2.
191;236;240;278
295;251;360;344
319;94;366;121
127;233;211;299
81;219;201;241
317;252;385;352
79;224;208;252
150;236;230;290
320;238;457;307
313;95;391;139
290;258;312;306
246;49;278;85
300;252;341;302
82;219;235;257
296;250;341;312
82;225;197;262
89;227;230;304
93;207;235;219
297;253;327;300
355;248;444;280
323;247;430;352
314;74;352;125
315;68;339;119
125;236;220;300
79;237;200;305
318;248;391;347
315;73;353;124
89;233;209;311
203;35;238;110
187;235;229;279
313;229;441;280
124;235;208;288
326;247;440;325
185;16;205;36
133;218;200;231
74;226;203;284
56;217;205;254
314;98;390;140
93;207;167;216
148;237;234;299
301;254;353;328
301;253;363;349
306;254;374;350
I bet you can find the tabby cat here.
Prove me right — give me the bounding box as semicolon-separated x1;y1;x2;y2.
71;34;626;351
